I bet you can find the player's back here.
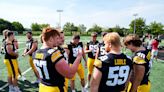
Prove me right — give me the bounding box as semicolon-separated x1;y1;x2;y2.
95;53;132;92
33;48;65;87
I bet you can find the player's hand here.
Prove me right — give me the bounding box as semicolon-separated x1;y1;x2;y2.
22;53;26;57
15;53;19;58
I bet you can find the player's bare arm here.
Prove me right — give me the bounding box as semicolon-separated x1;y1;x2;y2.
90;67;102;92
6;43;18;57
23;42;37;56
130;64;145;92
55;50;82;79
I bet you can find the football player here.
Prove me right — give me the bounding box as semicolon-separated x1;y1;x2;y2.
91;32;132;92
22;31;40;84
124;34;152;92
33;27;82;92
66;35;87;92
85;32;99;88
95;32;108;59
4;31;21;92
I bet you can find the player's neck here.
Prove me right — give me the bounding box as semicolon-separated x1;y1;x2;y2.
92;40;97;43
110;47;121;54
42;42;54;49
134;46;145;52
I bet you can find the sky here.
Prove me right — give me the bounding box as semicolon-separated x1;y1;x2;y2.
0;0;164;29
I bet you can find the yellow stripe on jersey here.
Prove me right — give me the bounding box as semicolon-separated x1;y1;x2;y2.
35;53;44;59
51;50;63;63
94;59;102;68
146;51;151;61
133;56;146;64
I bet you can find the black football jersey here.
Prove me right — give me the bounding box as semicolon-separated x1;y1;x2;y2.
67;42;83;64
33;48;65;88
94;53;132;92
26;38;38;56
98;41;107;57
58;46;68;63
4;42;17;59
132;48;152;85
86;40;99;59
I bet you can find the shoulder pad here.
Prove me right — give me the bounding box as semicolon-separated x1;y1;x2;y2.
51;50;63;63
136;52;146;59
99;55;108;62
133;56;146;64
48;48;56;54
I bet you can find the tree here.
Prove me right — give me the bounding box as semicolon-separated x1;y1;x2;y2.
88;24;102;34
112;25;124;36
63;22;77;34
129;17;146;36
31;23;41;31
0;18;14;33
78;24;87;34
12;21;24;34
40;24;50;30
149;21;163;35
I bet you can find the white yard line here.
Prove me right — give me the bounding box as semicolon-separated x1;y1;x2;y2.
0;68;32;90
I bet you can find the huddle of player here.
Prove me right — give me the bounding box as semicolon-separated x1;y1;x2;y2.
2;27;152;92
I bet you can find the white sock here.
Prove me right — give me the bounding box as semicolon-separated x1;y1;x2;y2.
72;89;76;92
9;85;13;89
82;87;87;92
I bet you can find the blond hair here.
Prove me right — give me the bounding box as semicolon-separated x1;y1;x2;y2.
103;32;121;47
3;29;10;37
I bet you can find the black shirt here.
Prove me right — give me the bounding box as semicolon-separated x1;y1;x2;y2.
94;53;132;92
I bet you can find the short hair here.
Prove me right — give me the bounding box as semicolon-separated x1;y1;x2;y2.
101;32;108;37
26;31;32;35
123;34;142;47
73;34;80;40
7;31;14;37
103;32;121;47
91;32;97;37
42;27;60;41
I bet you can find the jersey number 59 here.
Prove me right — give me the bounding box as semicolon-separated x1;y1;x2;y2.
106;66;130;86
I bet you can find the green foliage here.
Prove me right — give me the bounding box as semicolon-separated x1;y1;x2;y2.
31;23;41;31
112;25;124;36
129;17;146;36
63;22;78;35
12;21;25;34
77;24;87;33
88;24;102;34
149;21;164;35
103;26;129;36
31;23;50;32
0;18;14;34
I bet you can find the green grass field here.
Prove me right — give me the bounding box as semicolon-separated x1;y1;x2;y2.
0;35;164;92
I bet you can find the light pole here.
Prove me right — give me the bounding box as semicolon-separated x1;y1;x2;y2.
133;13;138;34
57;9;63;29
